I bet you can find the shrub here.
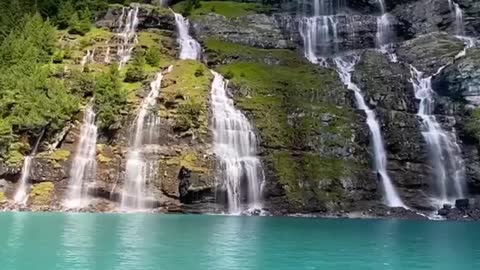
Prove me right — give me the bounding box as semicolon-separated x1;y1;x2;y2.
145;47;161;67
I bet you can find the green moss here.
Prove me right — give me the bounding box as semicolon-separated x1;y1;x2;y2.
272;151;356;209
205;39;305;66
0;191;6;203
166;151;207;173
173;1;267;18
5;142;30;167
48;149;71;162
79;27;113;49
137;31;175;65
216;61;352;148
29;182;54;206
97;153;112;164
161;60;213;137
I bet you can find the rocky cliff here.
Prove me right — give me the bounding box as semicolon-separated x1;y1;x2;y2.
1;0;480;220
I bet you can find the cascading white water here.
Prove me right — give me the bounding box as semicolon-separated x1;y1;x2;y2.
173;12;202;60
334;56;405;208
80;49;95;69
64;105;98;209
117;6;139;69
298;0;340;64
409;66;466;206
13;130;45;205
376;0;397;62
448;0;465;36
104;45;111;64
121;67;172;210
210;70;264;214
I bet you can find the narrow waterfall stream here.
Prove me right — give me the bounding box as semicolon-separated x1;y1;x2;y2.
173;12;202;60
448;0;465;36
64;105;98;209
376;0;397;61
409;66;466;206
121;67;172;210
334;56;405;208
80;49;95;69
13;130;45;205
210;71;265;214
117;5;139;68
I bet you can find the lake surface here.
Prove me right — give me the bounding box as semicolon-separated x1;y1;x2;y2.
0;213;479;270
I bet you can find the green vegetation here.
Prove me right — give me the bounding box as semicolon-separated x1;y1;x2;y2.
29;182;55;206
95;64;130;131
125;52;147;83
0;191;6;203
272;152;354;210
161;60;213;137
174;1;267;18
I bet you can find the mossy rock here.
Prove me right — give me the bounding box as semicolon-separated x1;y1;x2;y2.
173;1;268;18
29;182;55;206
0;191;6;203
5;141;30;167
161;60;213;137
272;151;358;210
166;151;208;173
48;149;71;162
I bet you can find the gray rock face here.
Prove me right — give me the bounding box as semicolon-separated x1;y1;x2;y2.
193;13;294;49
433;48;480;104
396;32;465;75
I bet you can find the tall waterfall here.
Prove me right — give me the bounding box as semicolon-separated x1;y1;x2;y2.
173;12;202;60
121;67;171;210
334;56;405;208
64;105;98;209
409;66;466;206
448;0;465;36
13;130;45;205
117;6;139;68
210;71;264;214
298;0;343;64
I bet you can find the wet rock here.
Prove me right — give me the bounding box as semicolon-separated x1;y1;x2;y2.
396;32;465;75
455;198;470;210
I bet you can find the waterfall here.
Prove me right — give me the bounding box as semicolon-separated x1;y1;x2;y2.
448;0;465;36
376;0;397;62
298;0;341;64
210;70;264;214
117;6;139;69
104;45;111;64
173;12;202;60
409;66;466;206
121;66;172;210
13;130;45;205
334;56;405;208
64;105;98;209
80;49;95;69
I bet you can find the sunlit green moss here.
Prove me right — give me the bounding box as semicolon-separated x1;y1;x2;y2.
29;182;55;206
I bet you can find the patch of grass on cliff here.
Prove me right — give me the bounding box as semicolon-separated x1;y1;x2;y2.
161;60;213;137
272;151;354;210
29;182;54;206
205;39;305;66
216;61;352;148
173;1;266;18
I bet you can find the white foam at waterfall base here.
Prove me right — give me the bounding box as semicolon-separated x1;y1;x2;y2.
173;12;201;60
117;6;139;69
409;66;466;208
334;56;405;208
121;67;171;211
64;105;98;209
13;130;45;205
210;70;265;214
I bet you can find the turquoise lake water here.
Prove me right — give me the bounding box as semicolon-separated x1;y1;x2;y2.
0;213;479;270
